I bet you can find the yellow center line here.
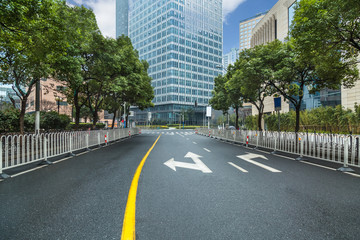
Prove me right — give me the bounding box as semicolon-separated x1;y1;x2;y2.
121;134;161;240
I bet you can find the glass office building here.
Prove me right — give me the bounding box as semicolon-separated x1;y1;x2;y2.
0;84;22;108
124;0;223;124
116;0;129;37
222;48;239;74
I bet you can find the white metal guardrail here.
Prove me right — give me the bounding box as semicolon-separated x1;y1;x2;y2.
0;128;139;178
196;128;359;171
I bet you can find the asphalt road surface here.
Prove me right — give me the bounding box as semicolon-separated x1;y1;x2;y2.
1;129;360;240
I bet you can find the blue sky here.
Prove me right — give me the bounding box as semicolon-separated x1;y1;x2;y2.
67;0;279;54
223;0;278;53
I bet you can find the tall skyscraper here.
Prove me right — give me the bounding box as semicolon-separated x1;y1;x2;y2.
118;0;223;124
116;0;129;37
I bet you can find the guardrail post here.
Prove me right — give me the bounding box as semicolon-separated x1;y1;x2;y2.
86;134;91;151
296;136;304;161
39;137;52;165
69;134;76;156
337;136;354;172
254;133;259;150
271;133;277;154
0;140;10;179
98;132;101;147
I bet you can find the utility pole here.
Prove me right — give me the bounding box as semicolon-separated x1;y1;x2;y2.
123;102;126;128
35;79;40;134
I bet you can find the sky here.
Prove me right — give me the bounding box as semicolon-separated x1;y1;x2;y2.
67;0;279;54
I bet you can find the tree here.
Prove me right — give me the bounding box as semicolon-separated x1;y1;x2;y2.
53;5;100;129
210;75;230;119
266;38;358;133
225;64;243;130
291;0;360;58
0;0;70;134
235;47;274;131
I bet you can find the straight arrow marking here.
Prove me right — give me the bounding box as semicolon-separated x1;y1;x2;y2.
237;154;281;173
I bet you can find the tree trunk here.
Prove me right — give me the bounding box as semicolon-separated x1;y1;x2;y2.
257;105;263;131
92;110;98;129
112;110;117;129
295;105;301;133
19;98;27;135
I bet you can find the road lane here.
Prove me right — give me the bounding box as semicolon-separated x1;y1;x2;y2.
0;134;158;240
136;130;360;240
1;129;360;240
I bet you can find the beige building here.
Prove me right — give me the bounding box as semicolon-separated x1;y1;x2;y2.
250;0;360;115
27;78;72;116
26;78;112;124
249;0;296;117
341;63;360;111
239;12;266;51
251;0;295;47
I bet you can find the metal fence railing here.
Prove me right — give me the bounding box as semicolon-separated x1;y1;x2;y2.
196;128;359;171
0;128;139;178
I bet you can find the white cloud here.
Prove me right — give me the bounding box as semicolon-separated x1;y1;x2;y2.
69;0;116;38
68;0;246;36
223;0;247;23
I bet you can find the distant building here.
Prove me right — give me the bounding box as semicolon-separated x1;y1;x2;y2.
116;0;223;124
222;48;239;73
239;12;266;51
248;0;347;123
26;78;72;116
26;78;114;125
0;84;23;108
115;0;129;37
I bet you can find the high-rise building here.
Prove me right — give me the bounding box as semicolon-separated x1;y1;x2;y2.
116;0;129;37
117;0;223;124
0;84;23;108
222;48;239;73
239;12;266;51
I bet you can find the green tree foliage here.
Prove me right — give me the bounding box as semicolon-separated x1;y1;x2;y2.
210;75;230;115
291;0;360;59
80;35;153;128
224;64;243;130
0;0;70;134
53;4;100;129
236;47;274;131
290;0;359;97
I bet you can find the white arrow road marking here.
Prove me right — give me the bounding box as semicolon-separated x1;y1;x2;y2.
164;152;212;173
193;142;197;144
203;148;211;152
244;152;268;160
237;154;281;173
228;162;248;173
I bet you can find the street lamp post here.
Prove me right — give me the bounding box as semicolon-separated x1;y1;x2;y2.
55;97;62;114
